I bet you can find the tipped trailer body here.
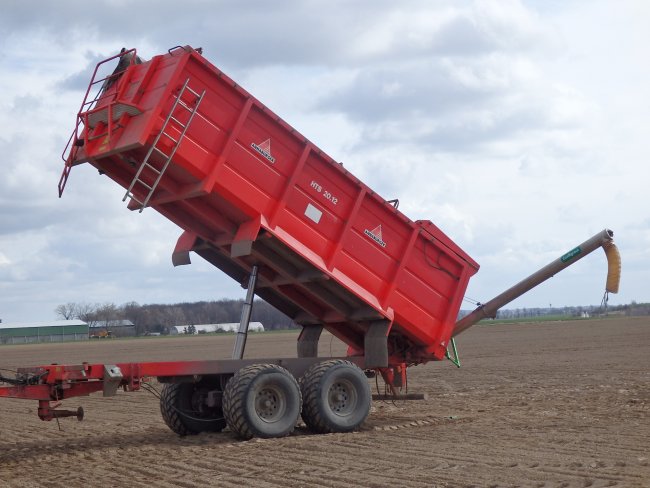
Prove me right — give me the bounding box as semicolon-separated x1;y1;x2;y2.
0;47;621;439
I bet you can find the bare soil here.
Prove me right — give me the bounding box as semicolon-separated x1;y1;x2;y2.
0;317;648;487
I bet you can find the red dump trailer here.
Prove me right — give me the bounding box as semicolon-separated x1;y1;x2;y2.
0;47;621;439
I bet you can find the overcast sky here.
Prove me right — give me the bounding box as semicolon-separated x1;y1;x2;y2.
0;0;648;322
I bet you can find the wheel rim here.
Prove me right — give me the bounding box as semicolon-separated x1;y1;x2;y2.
254;384;287;423
327;379;358;417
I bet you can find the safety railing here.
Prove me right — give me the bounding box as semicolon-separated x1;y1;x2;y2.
59;49;140;197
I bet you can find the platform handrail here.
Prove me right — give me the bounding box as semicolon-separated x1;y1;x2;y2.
58;49;139;197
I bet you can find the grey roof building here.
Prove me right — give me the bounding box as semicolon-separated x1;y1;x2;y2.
0;320;89;344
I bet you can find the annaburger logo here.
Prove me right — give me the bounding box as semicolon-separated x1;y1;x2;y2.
251;138;275;164
364;225;386;248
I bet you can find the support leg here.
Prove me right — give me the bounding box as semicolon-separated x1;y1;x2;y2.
232;265;259;359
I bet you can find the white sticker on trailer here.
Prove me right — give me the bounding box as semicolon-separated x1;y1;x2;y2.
305;203;322;224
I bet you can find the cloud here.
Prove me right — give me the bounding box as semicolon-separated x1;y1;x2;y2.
0;0;648;323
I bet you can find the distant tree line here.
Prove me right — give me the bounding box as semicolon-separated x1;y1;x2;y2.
458;302;650;320
610;301;650;316
54;299;297;335
52;300;650;336
494;305;596;319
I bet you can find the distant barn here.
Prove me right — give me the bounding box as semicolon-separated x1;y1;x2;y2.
169;322;265;335
0;320;89;344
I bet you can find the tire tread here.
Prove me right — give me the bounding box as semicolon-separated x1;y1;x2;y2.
301;359;370;434
160;383;193;436
223;363;300;440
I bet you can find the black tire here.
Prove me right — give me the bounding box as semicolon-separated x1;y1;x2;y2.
300;359;371;434
160;381;226;436
222;364;301;440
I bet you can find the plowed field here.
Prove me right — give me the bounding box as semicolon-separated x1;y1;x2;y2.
1;317;648;487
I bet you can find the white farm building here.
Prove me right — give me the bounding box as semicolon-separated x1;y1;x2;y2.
0;320;89;345
170;322;265;335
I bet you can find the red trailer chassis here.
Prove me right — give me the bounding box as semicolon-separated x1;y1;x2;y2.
0;357;351;421
0;47;621;439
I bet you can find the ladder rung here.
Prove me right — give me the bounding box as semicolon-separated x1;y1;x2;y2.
178;100;194;112
153;147;169;158
170;116;185;127
186;86;201;98
161;131;177;143
143;162;161;174
126;193;144;205
136;180;153;191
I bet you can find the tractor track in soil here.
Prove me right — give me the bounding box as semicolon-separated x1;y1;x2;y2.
0;317;648;487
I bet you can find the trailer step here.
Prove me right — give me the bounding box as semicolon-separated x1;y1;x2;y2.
86;102;142;128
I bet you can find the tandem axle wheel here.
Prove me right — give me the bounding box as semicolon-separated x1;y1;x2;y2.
158;360;372;440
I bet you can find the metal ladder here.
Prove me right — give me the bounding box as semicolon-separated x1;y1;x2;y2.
123;78;205;212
